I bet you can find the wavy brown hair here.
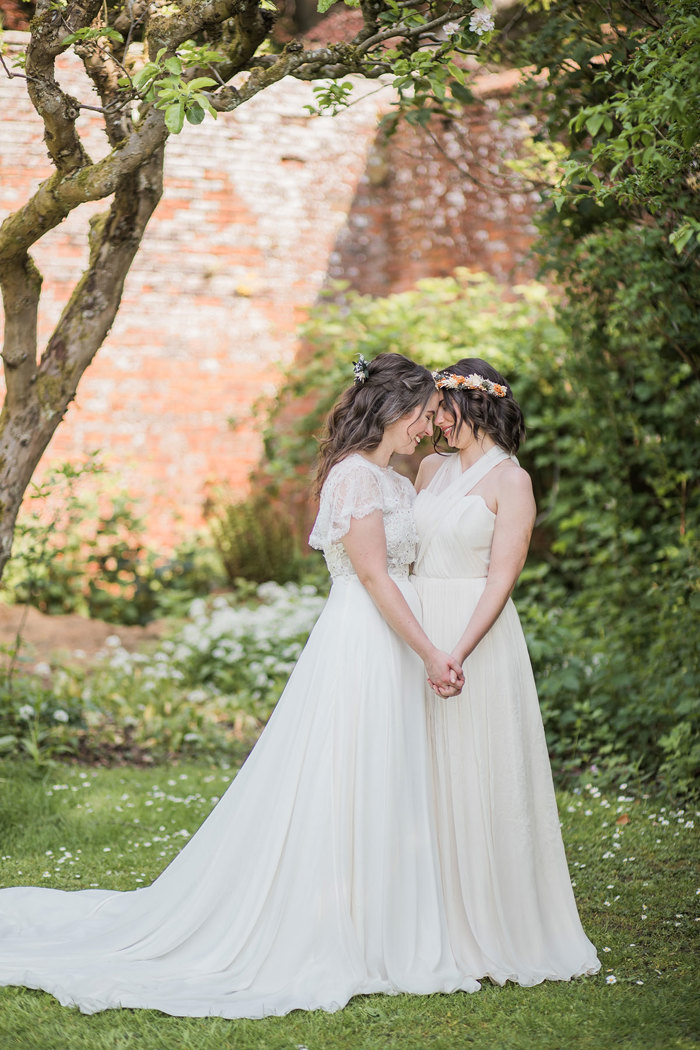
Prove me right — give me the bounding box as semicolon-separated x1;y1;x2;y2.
315;353;436;495
434;357;525;454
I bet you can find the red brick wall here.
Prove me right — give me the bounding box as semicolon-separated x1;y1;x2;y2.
329;71;539;294
1;32;538;548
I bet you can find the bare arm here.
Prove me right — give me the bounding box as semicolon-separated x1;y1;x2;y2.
450;468;536;667
342;510;464;690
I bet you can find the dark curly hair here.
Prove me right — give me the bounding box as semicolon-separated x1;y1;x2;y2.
434;357;525;455
315;353;436;495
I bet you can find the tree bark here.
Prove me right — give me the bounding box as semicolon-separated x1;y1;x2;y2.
0;149;164;577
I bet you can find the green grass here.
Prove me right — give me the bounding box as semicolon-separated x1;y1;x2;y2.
0;759;698;1050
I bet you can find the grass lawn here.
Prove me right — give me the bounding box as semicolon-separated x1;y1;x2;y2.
0;759;697;1050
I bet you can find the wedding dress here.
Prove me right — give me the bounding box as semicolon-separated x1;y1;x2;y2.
0;453;478;1019
411;446;600;985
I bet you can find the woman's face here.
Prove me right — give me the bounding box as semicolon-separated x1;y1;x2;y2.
435;396;469;448
388;392;439;455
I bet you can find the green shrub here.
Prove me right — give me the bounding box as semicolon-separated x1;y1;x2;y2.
0;581;326;765
4;460;223;625
208;492;302;585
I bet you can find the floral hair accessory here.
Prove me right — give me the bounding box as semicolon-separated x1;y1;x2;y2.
353;355;370;385
433;371;507;397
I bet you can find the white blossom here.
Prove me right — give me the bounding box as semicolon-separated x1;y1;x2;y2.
469;8;495;35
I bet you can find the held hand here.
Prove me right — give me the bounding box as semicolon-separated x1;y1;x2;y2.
424;649;464;692
429;678;464;698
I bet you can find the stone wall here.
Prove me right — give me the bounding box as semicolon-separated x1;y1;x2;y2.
1;31;539;547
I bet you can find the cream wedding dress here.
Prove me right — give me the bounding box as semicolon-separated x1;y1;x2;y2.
0;454;478;1019
412;446;600;985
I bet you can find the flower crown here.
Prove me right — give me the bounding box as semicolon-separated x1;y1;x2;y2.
433;370;507;398
353;355;370;384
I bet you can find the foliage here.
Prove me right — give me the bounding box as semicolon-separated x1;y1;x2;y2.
0;761;698;1049
491;0;700;790
0;581;326;764
3;460;223;625
260;270;699;792
208;491;303;586
499;0;700;247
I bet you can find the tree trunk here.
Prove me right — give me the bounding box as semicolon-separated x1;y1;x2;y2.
0;149;164;580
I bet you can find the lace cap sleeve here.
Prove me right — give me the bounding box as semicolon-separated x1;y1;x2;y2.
309;457;384;552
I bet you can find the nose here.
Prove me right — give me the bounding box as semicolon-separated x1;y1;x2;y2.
435;408;447;428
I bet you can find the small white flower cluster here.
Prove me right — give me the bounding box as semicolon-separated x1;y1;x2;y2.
469;7;495;35
97;581;327;728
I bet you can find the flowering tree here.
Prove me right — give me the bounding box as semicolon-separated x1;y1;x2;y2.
0;0;495;579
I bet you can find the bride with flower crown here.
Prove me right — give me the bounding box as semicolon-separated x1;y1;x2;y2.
0;354;477;1020
412;358;600;986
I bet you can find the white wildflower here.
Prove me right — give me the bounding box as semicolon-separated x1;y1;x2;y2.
18;704;35;721
606;975;617;985
53;709;69;723
33;661;51;676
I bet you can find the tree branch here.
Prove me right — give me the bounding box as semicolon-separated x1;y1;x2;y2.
41;148;164;386
77;39;133;146
24;2;104;171
0;254;43;414
0;107;168;259
179;0;274;93
356;9;459;55
149;0;243;53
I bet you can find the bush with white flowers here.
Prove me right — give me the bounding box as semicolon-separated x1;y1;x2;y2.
2;581;327;762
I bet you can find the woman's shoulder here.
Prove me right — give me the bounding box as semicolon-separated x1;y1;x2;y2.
322;454;385;498
494;457;532;491
492;457;535;515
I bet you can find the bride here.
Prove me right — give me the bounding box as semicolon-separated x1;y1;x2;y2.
412;357;600;985
0;353;476;1020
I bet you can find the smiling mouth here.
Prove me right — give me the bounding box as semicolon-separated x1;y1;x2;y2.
441;426;453;440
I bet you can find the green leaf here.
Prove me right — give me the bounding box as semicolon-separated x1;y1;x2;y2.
585;112;606;137
164;56;182;74
165;100;185;134
187;77;218;91
405;108;432;127
194;93;217;118
317;0;338;11
450;81;474;104
186;102;206;124
669;223;696;254
447;61;466;85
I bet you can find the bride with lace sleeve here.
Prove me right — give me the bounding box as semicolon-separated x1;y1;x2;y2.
0;353;475;1020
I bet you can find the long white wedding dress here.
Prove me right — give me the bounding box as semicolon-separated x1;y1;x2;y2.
0;454;478;1019
412;446;600;985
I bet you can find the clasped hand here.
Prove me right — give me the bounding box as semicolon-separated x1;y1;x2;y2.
425;650;464;698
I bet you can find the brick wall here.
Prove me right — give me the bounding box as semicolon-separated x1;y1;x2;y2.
1;32;539;548
329;71;539;294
